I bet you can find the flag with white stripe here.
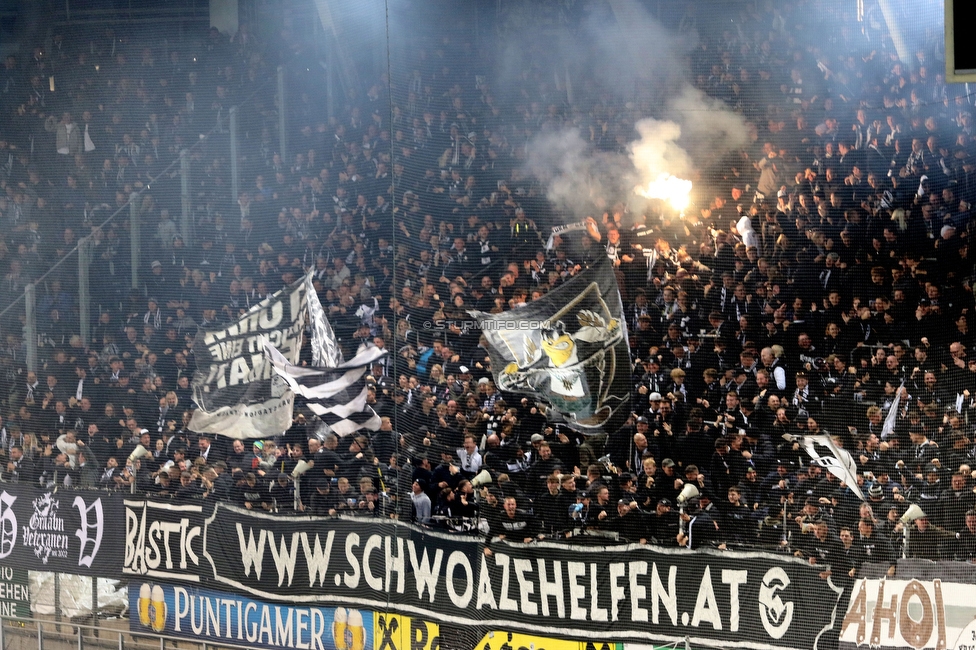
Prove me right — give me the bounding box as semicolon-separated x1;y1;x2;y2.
264;343;386;436
786;433;865;502
306;271;343;368
882;381;904;438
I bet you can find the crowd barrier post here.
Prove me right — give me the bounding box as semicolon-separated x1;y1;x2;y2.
91;576;98;632
277;66;287;163
25;283;37;374
129;193;140;291
180;150;191;247
78;236;93;347
54;574;61;632
229;106;240;206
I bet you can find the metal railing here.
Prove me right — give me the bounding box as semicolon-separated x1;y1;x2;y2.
0;615;255;650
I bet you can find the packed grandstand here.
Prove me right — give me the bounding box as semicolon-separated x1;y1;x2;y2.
0;0;971;586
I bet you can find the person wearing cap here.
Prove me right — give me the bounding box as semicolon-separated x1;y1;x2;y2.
306;476;334;517
649;498;679;545
249;440;266;474
905;510;958;560
676;492;718;550
646;391;664;422
636;357;666;398
612;496;647;543
866;483;886;504
566;490;592;531
410;478;432;525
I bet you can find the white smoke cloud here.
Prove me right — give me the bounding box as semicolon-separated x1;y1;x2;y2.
518;0;750;221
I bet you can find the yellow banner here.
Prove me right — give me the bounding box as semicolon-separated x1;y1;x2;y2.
476;632;621;650
373;612;440;650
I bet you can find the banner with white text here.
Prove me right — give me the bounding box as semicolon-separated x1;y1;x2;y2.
128;580;373;650
122;498;845;650
189;275;307;439
0;485;121;577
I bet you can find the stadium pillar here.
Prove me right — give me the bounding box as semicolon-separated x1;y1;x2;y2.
180;150;192;246
25;283;37;374
326;52;335;124
78;236;92;348
230;106;240;207
278;66;287;164
130;193;140;290
878;0;912;66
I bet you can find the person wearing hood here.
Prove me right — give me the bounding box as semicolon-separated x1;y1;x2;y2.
736;215;759;250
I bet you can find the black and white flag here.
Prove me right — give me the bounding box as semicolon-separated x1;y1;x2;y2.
264;343;387;436
189;276;307;439
470;255;631;435
785;433;865;501
306;271;343;368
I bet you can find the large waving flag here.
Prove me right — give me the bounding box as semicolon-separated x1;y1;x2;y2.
189;276;307;439
306;271;343;368
785;433;865;501
469;256;631;435
264;343;387;436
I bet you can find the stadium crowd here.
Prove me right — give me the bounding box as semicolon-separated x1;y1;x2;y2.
0;0;975;577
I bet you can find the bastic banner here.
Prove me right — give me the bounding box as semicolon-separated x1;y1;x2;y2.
189;275;307;439
838;562;976;650
120;499;845;649
0;485;121;577
128;581;372;650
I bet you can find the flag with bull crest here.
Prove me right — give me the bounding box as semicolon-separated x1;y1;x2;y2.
470;256;631;435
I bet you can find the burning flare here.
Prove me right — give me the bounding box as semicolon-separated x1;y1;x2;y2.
636;173;692;211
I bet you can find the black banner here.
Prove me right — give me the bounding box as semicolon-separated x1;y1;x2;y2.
122;498;846;649
189;276;307;439
0;485;122;577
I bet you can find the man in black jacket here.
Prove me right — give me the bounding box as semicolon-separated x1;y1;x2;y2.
3;445;34;483
851;517;896;577
489;495;538;542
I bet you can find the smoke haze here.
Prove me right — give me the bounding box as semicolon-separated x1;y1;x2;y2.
517;0;750;221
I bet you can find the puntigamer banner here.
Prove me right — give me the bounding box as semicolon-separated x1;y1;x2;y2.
120;498;845;650
129;581;372;650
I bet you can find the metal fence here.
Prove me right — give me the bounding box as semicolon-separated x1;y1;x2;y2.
0;615;253;650
0;65;290;377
